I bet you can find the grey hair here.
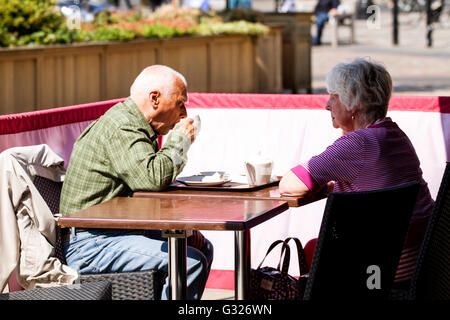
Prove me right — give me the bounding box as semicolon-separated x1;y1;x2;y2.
326;58;393;125
130;65;187;100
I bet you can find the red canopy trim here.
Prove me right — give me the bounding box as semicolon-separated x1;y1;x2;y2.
1;94;449;135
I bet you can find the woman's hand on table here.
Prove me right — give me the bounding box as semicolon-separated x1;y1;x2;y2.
279;170;310;197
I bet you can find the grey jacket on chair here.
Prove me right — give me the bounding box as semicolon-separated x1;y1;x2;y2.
0;144;78;292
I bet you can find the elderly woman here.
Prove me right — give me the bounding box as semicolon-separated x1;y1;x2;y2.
279;58;434;288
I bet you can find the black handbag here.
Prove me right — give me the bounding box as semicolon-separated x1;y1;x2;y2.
249;237;309;300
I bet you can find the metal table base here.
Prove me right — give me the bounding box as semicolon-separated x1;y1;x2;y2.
235;230;251;300
164;229;251;300
163;230;191;300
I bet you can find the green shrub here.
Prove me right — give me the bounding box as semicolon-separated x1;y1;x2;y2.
198;20;269;36
91;25;138;42
140;22;193;39
0;0;69;46
93;9;144;28
0;26;16;47
0;2;269;48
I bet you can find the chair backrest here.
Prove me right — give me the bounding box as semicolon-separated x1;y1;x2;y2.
33;175;66;264
33;176;63;216
303;181;420;300
409;163;450;300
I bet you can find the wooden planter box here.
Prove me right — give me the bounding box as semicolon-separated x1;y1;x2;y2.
0;29;283;114
261;12;314;94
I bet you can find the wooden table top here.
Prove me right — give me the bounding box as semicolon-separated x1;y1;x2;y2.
133;185;317;207
57;197;289;231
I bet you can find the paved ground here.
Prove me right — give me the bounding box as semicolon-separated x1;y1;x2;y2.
311;7;450;96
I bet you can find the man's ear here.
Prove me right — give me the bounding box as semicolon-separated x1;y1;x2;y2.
149;90;160;109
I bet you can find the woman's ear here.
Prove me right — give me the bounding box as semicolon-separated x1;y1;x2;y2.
149;90;160;109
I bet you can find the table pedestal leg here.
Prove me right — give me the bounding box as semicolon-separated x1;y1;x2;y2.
234;229;251;300
163;230;191;300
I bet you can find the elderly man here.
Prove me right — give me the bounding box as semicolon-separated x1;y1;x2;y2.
60;65;213;300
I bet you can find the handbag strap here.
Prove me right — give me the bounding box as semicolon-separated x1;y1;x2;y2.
257;239;291;274
277;237;309;275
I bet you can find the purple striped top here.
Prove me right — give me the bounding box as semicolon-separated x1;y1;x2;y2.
291;118;434;282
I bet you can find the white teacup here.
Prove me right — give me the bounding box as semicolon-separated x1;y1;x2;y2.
244;156;273;186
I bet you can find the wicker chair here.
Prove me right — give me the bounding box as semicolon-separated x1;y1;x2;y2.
1;281;112;300
9;175;165;300
407;163;450;300
303;181;420;300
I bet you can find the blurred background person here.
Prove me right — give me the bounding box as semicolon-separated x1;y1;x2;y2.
228;0;252;9
313;0;340;45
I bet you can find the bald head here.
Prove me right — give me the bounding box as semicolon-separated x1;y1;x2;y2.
130;65;187;105
130;65;188;135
